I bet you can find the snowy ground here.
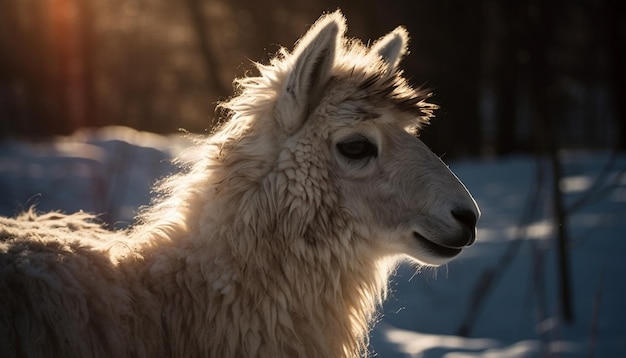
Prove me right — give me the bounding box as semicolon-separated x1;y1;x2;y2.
1;126;625;357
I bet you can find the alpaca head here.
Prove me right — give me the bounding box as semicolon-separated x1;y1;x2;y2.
220;11;479;267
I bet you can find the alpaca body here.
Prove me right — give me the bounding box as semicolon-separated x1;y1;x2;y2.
0;212;161;357
1;11;479;357
1;210;385;357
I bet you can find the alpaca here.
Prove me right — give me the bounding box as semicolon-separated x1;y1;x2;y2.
0;11;479;358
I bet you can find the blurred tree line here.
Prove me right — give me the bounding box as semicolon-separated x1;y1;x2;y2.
0;0;624;157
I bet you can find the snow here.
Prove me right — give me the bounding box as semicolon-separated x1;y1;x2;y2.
1;126;625;357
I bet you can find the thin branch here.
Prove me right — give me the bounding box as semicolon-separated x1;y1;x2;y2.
456;156;545;337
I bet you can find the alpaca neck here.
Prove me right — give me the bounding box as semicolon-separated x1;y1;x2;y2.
212;227;391;357
149;223;391;357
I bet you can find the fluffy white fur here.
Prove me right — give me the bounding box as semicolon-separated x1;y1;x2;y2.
0;11;479;358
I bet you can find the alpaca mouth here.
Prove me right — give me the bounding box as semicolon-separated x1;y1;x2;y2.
413;232;463;258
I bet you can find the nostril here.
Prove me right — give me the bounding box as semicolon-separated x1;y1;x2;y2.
451;208;478;229
451;208;478;246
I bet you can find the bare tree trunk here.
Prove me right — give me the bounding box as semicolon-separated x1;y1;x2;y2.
547;128;574;323
183;0;230;99
528;0;574;324
606;0;626;149
0;0;58;136
493;2;521;155
76;0;96;127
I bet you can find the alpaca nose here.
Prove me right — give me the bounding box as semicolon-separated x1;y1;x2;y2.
451;208;478;246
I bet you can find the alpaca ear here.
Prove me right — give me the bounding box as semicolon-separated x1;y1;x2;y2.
370;26;409;74
275;13;343;134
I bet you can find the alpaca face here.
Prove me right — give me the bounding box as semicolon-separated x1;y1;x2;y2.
327;115;479;266
268;12;479;266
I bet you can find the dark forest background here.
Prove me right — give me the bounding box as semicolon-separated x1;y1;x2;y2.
0;0;624;158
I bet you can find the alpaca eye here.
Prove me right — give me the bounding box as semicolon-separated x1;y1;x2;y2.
336;138;378;160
